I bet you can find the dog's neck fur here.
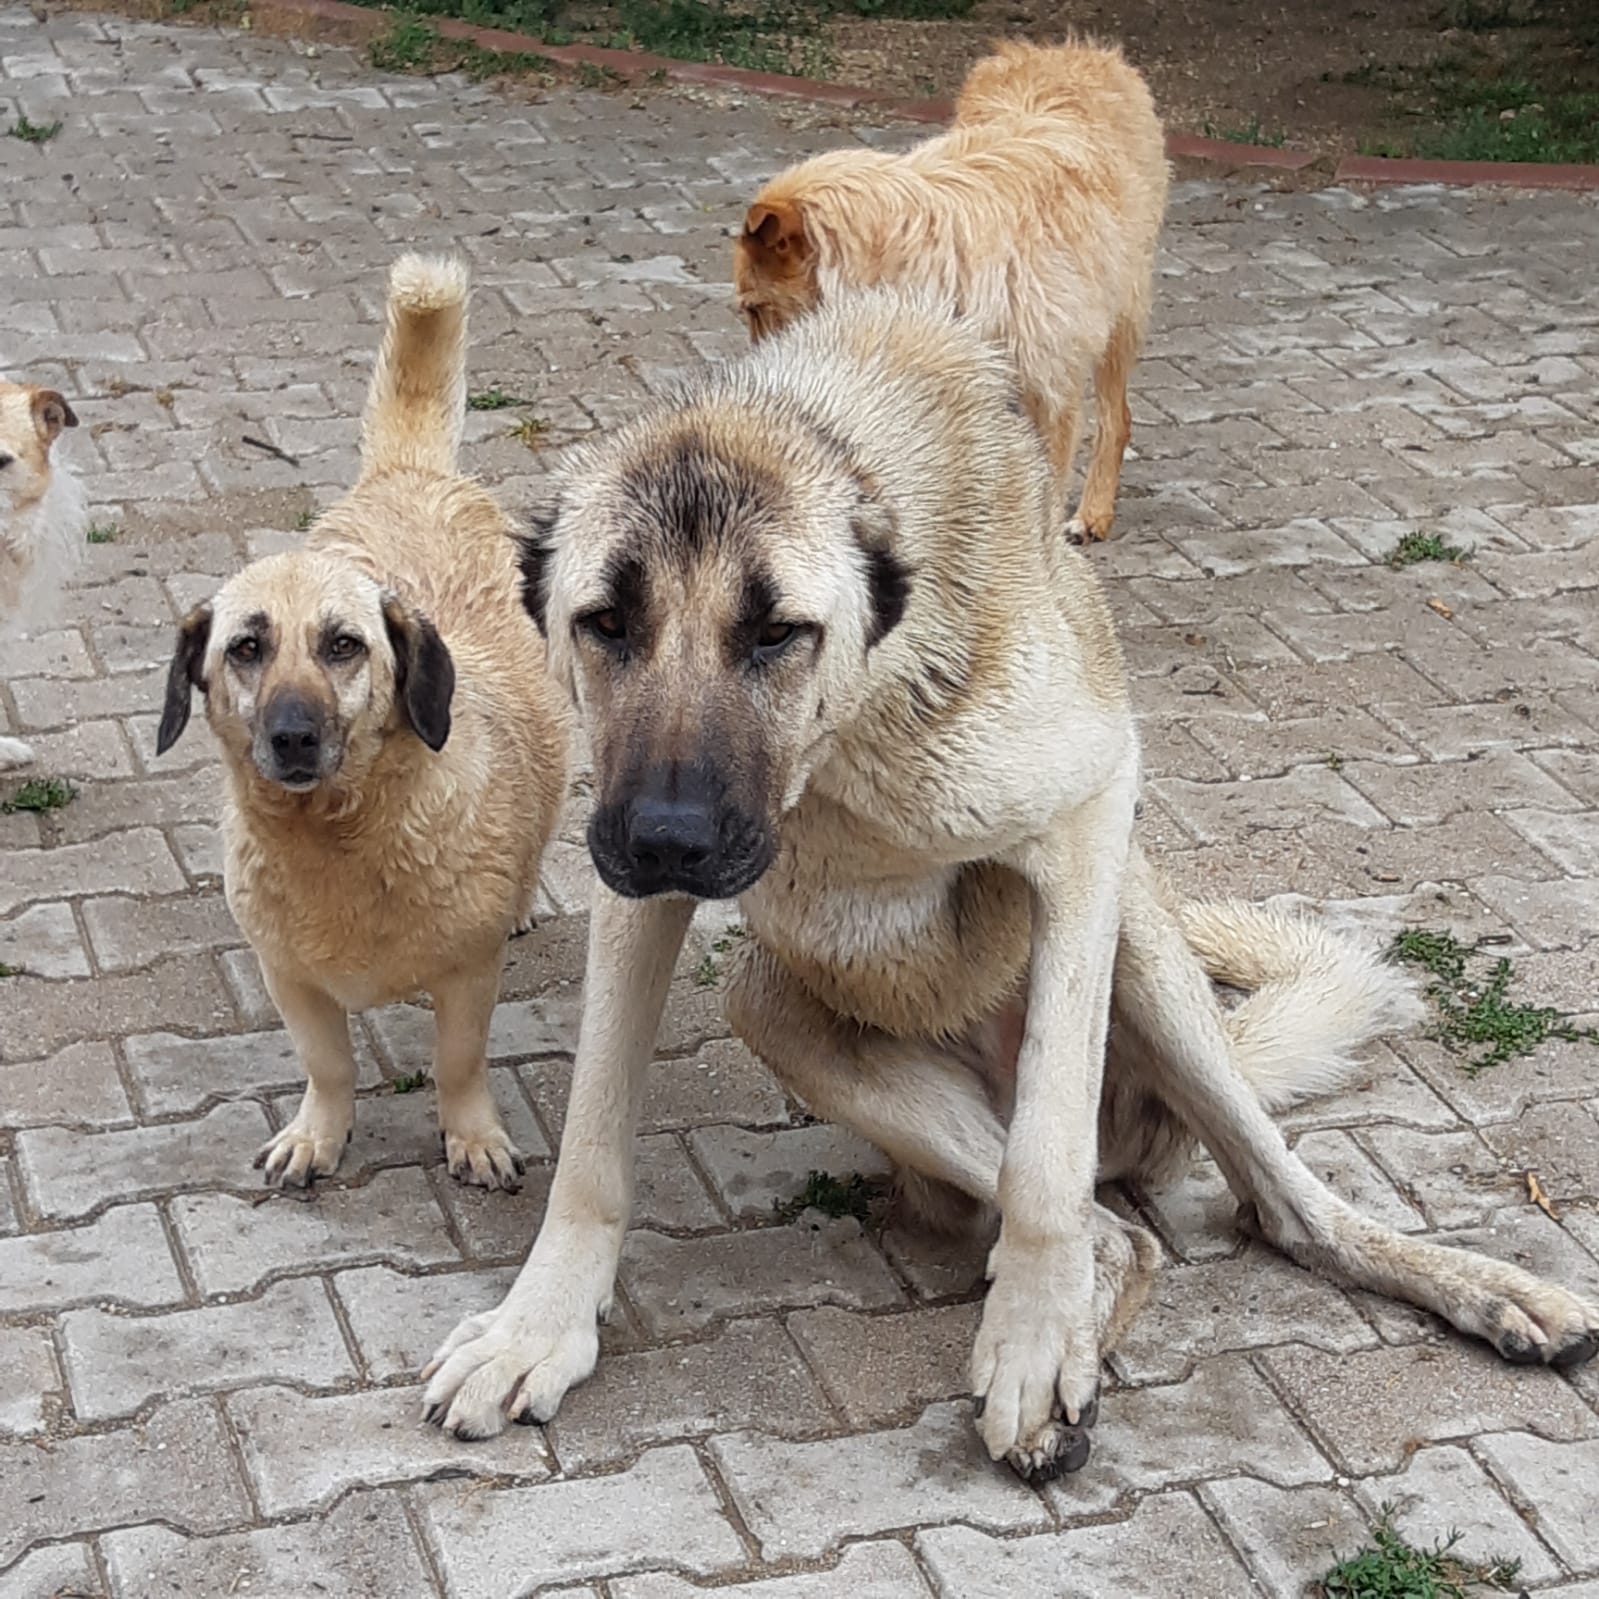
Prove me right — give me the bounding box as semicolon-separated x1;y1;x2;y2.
0;454;87;627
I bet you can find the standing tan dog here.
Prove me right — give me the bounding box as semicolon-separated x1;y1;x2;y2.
156;255;568;1190
1;379;86;768
419;290;1598;1477
733;38;1168;542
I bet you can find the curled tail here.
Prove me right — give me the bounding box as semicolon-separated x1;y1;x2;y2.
360;253;469;481
1177;899;1427;1113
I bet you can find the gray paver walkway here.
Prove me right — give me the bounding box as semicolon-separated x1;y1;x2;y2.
2;7;1599;1595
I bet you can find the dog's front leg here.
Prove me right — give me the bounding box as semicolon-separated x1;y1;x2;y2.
421;887;692;1440
973;781;1134;1481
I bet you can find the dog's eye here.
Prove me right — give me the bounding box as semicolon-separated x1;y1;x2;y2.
0;453;13;471
752;620;809;664
227;637;261;666
584;609;626;644
328;633;365;662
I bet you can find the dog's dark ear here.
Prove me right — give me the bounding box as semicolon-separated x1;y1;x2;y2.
382;596;454;753
744;199;810;261
156;604;212;755
32;390;78;444
515;507;558;636
851;497;908;649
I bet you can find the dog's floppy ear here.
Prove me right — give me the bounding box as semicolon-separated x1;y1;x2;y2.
851;495;908;650
744;199;810;260
382;595;454;753
31;390;78;444
156;604;213;755
515;506;558;636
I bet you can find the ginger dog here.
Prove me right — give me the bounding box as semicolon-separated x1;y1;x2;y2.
734;39;1168;542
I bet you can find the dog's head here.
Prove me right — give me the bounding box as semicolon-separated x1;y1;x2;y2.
733;197;820;343
156;549;454;794
0;382;78;523
522;407;907;902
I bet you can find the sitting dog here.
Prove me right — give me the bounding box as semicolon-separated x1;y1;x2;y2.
419;290;1598;1478
1;380;86;768
156;255;569;1190
733;38;1168;542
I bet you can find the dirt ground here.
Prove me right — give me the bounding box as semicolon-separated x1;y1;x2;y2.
822;0;1595;156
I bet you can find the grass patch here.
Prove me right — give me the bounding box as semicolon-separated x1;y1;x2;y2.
295;509;317;532
1389;928;1599;1074
370;15;556;78
772;1169;886;1224
391;1070;430;1093
85;523;119;545
1201;114;1288;147
467;386;533;411
7;114;63;144
1319;1508;1521;1597
506;415;550;449
352;0;973;76
2;776;77;814
0;962;21;978
1344;3;1599;164
1387;531;1468;569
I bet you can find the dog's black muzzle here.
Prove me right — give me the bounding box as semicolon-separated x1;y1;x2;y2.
588;764;774;901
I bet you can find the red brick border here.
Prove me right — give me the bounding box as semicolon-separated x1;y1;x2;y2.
251;0;1599;191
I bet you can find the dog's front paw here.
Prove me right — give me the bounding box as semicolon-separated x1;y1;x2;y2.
0;735;37;771
970;1238;1101;1482
1064;514;1112;546
254;1092;353;1187
442;1122;526;1192
421;1276;604;1440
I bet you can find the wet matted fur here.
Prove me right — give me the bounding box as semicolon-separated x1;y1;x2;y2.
420;291;1598;1478
156;255;569;1190
733;38;1168;542
1;379;85;769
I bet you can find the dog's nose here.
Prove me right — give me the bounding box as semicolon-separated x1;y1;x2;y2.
269;717;321;759
623;797;718;882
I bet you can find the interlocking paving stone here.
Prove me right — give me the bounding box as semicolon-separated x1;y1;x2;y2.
1199;1479;1371;1599
0;1040;132;1129
0;1544;103;1599
0;1326;62;1437
0;1398;249;1568
914;1491;1257;1598
228;1382;549;1514
419;1445;745;1597
1259;1340;1599;1476
100;1491;441;1599
613;1543;932;1598
0;1202;183;1314
712;1402;1048;1561
15;1098;272;1220
60;1276;357;1421
170;1168;459;1295
1474;1433;1599;1572
619;1217;905;1335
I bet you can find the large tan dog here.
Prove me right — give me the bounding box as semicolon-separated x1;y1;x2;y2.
156;255;568;1190
1;379;86;769
733;38;1168;542
419;291;1598;1477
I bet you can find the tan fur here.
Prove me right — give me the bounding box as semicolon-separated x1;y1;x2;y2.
733;38;1169;541
421;289;1599;1476
0;379;85;769
157;255;569;1190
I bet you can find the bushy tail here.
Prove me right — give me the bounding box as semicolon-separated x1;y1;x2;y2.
1178;899;1427;1113
360;253;469;480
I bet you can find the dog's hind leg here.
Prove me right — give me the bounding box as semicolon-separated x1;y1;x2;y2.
1116;850;1599;1370
726;940;1160;1377
431;961;524;1191
1067;315;1140;544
